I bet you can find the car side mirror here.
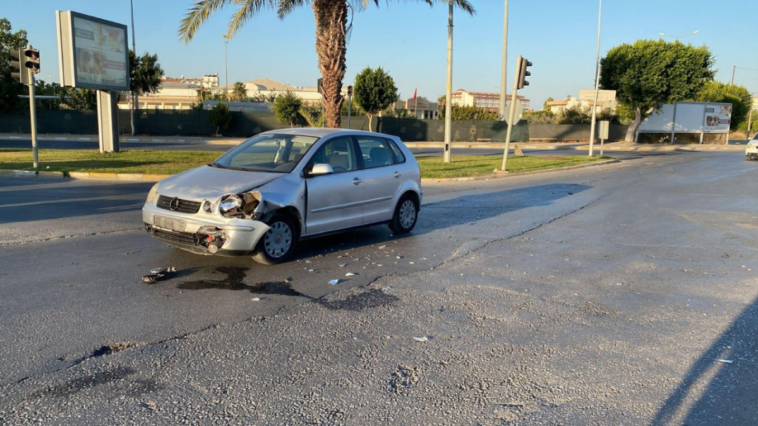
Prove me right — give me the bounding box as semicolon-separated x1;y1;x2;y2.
309;163;334;176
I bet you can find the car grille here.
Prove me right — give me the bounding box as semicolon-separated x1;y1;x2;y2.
157;195;201;214
152;228;197;246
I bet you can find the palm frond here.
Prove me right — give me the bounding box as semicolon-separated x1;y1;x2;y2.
277;0;308;19
355;0;475;15
179;0;233;43
227;0;279;38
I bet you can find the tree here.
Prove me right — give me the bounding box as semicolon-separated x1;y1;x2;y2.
59;87;97;111
0;18;28;113
600;40;714;142
543;97;554;111
207;102;233;135
231;82;248;101
129;50;164;135
272;90;303;127
179;0;474;129
353;67;399;131
695;81;752;130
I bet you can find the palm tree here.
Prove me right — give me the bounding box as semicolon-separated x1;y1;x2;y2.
128;51;164;136
179;0;475;128
232;81;248;101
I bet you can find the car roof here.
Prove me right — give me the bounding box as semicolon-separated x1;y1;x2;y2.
260;127;397;139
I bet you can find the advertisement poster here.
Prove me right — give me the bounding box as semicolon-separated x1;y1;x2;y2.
704;104;731;133
73;16;127;89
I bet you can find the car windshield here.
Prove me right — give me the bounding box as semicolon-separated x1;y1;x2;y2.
753;133;758;140
213;134;319;173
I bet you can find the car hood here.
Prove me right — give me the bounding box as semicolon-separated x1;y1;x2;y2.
157;166;283;201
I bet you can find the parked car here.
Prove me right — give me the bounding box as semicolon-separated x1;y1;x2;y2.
746;133;758;160
142;128;422;264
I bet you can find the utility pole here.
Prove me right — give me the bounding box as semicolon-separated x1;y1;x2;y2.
731;65;736;85
443;1;454;163
498;0;509;119
130;0;138;113
588;0;602;157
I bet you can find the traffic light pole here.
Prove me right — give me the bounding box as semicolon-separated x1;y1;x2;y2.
501;55;522;172
28;74;39;171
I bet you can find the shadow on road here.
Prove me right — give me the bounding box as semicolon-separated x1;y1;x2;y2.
651;295;758;425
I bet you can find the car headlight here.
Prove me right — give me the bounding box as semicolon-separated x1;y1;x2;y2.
146;183;160;205
219;194;243;217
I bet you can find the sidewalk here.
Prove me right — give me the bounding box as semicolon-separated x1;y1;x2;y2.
0;133;746;152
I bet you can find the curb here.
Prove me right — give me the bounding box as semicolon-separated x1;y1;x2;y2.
0;169;170;182
1;160;618;183
420;159;620;183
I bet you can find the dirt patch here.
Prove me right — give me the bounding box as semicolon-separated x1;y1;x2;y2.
390;365;422;394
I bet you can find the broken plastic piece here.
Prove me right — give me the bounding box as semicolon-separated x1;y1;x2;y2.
718;359;733;363
340;263;347;268
413;336;428;342
251;297;261;301
142;267;177;284
345;272;358;277
378;245;386;249
329;279;340;285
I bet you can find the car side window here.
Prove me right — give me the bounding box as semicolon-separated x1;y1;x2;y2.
309;137;357;173
386;139;406;164
356;137;394;169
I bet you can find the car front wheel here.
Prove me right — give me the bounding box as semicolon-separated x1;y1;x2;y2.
253;214;297;265
389;194;419;234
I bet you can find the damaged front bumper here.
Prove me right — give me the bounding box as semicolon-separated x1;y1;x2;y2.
142;203;270;256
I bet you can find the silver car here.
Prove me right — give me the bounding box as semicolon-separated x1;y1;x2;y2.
142;128;422;264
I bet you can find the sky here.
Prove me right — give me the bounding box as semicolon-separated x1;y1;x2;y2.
4;0;758;109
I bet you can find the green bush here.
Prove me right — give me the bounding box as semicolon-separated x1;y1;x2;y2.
207;102;233;135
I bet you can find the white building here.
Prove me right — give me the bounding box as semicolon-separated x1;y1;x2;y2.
545;95;617;114
394;97;438;119
451;89;531;112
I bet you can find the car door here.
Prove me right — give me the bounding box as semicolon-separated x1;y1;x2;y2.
304;136;365;236
355;135;405;225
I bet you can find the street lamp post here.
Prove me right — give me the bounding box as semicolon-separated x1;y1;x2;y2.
498;0;509;119
658;30;699;41
588;0;602;157
443;1;454;164
224;36;229;101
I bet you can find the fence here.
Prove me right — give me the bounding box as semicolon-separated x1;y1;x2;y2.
0;110;530;142
0;110;635;143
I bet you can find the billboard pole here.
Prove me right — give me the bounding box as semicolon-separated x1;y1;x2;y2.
130;0;138;114
501;56;522;172
443;1;453;164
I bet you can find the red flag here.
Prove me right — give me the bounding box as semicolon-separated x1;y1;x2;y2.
413;88;417;102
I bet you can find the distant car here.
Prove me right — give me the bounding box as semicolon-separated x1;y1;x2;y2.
747;133;758;160
142;128;422;264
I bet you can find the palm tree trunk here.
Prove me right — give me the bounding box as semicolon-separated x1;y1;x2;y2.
313;1;347;129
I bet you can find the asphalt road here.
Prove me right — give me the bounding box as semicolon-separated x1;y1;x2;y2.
1;151;757;424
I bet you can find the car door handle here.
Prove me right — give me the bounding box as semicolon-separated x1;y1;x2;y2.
393;171;401;178
353;178;362;185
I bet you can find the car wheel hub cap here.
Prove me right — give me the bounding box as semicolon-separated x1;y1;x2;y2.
399;201;416;229
264;222;292;258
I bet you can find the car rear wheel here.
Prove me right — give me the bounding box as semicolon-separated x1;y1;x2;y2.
389;194;419;234
253;214;297;265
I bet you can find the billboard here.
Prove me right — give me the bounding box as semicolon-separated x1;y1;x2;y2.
56;11;129;91
704;104;731;133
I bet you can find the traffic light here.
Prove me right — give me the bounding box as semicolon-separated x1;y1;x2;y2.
23;47;40;74
517;58;532;90
9;49;30;85
347;85;353;97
